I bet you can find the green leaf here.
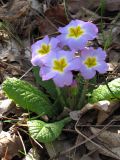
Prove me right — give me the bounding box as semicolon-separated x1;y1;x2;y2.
33;67;57;99
27;117;71;143
89;78;120;103
2;77;55;116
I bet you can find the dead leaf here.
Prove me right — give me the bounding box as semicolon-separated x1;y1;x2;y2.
45;5;68;25
37;18;57;36
37;4;68;36
69;110;81;121
86;141;120;160
67;0;99;14
0;131;23;159
28;0;43;13
108;50;120;69
98;20;120;47
80;155;93;160
97;101;120;124
105;0;120;11
0;99;13;115
23;148;40;160
86;127;120;159
70;100;111;121
0;0;30;21
91;127;120;147
67;0;120;13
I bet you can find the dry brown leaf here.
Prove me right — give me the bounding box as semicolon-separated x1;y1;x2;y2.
0;0;30;21
86;141;120;160
80;155;93;160
70;100;111;121
85;127;120;159
36;4;68;36
45;5;68;25
80;152;102;160
28;0;43;13
90;127;120;147
98;20;120;47
0;99;13;115
67;0;120;13
23;148;40;160
67;0;99;14
37;18;57;36
105;0;120;11
0;131;23;159
108;49;120;73
97;101;120;124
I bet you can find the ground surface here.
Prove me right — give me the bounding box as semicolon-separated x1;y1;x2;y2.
0;0;120;160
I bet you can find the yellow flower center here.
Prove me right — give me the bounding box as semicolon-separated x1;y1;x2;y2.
68;26;84;39
53;58;68;73
84;57;97;68
37;44;51;55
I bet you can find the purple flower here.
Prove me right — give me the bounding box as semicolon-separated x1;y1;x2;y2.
57;19;98;50
78;47;108;79
39;50;80;87
31;36;60;66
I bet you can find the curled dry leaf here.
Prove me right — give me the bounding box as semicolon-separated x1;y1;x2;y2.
69;100;111;121
86;127;120;159
97;101;120;124
0;131;23;159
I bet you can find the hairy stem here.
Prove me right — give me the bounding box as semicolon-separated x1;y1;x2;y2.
77;80;89;109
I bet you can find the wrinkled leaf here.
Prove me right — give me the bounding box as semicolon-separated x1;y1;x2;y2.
89;78;120;103
2;77;55;116
27;117;71;143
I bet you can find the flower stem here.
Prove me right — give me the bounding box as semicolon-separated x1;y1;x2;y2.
77;80;89;109
56;87;67;108
45;142;57;159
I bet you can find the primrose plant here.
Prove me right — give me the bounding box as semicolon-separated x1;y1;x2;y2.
4;19;118;145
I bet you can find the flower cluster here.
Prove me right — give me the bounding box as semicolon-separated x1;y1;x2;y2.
31;19;108;87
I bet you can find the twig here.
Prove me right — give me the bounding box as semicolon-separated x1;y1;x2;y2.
45;143;58;159
17;130;27;156
0;0;5;5
19;128;43;149
50;119;118;159
19;66;33;80
75;119;120;160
